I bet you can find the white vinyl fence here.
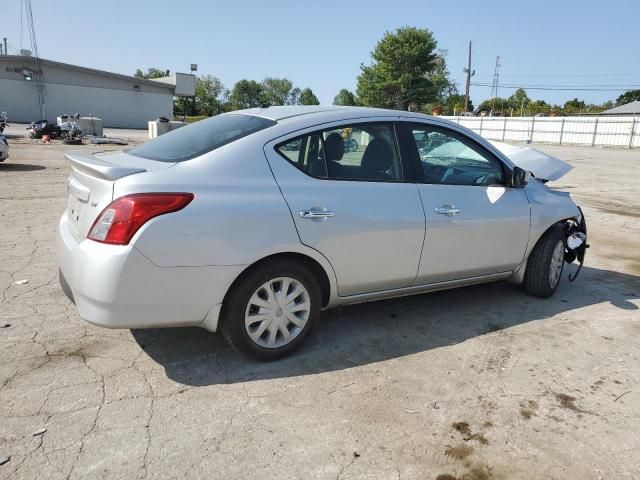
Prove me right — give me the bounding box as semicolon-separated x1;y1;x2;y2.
443;115;640;148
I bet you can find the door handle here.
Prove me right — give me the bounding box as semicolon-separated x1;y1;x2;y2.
434;204;461;216
299;209;335;219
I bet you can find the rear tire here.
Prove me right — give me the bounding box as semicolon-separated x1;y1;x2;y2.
523;224;566;298
220;260;321;361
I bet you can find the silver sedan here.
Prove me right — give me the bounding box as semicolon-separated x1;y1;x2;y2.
58;106;587;360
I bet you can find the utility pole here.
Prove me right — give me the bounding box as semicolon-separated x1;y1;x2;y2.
490;56;501;114
463;41;474;113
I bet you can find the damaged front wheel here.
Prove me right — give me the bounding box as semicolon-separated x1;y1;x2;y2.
523;224;566;298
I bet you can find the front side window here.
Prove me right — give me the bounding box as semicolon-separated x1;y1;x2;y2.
276;123;403;182
410;125;504;186
129;114;276;162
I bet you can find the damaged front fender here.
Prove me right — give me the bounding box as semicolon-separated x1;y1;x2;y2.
509;178;585;284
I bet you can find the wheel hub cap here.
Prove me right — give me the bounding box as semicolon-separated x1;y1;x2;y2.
244;277;310;349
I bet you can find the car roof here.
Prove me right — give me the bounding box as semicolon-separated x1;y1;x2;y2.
235;105;432;122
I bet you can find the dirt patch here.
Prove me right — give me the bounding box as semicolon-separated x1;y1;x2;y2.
589;202;640;219
462;465;491;480
452;422;471;436
46;338;108;361
445;444;474;460
436;463;495;480
554;393;588;413
467;433;489;445
451;422;490;445
519;400;538;419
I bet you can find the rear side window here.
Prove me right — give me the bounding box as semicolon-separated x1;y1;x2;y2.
276;122;403;182
129;114;276;162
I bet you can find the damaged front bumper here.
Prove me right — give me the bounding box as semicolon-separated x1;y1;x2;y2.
564;206;588;281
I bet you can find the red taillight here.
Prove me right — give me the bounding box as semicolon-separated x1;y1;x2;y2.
88;193;194;245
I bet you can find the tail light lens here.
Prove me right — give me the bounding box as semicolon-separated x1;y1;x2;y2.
88;193;194;245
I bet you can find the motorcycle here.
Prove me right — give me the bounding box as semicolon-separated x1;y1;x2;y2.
59;121;83;144
28;120;62;139
0;112;8;135
0;135;9;163
27;114;83;142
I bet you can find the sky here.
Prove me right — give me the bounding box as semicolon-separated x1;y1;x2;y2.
2;0;639;107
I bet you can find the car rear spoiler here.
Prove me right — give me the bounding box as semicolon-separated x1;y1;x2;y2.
65;152;147;181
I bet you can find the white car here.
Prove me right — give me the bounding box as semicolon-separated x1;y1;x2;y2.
58;106;587;360
0;136;8;162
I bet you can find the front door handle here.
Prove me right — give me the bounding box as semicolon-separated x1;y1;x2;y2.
434;204;461;216
299;209;335;219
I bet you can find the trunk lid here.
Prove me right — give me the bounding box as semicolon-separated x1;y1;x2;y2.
64;150;174;241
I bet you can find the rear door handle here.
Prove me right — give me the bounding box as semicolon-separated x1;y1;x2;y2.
299;209;335;219
434;204;461;216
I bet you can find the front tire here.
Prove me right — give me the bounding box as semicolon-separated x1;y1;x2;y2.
523;224;566;298
220;260;321;361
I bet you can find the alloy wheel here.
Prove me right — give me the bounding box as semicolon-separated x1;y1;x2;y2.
548;240;565;289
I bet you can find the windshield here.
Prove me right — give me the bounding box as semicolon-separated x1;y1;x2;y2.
128;114;276;162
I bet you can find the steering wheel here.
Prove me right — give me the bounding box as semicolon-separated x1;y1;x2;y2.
475;173;501;186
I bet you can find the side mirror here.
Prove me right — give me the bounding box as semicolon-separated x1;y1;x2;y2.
512;166;531;187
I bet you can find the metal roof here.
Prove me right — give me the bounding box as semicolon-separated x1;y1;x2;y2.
0;55;175;91
600;100;640;115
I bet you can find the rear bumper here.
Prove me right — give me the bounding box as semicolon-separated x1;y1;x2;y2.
57;212;244;331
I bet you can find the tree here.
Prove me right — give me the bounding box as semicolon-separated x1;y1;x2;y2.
356;27;439;110
134;67;168;79
599;100;614;110
261;77;300;105
229;79;267;110
527;99;552;115
442;93;472;115
563;98;586;115
429;50;457;106
507;88;531;115
477;97;509;115
194;75;228;116
333;89;358;106
615;90;640;106
299;88;320;105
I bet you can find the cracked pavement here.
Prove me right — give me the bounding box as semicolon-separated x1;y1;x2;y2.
1;138;639;479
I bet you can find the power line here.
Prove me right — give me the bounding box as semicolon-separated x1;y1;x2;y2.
477;82;640;88
19;0;24;50
5;42;21;54
471;83;640;92
474;73;640;78
23;0;46;118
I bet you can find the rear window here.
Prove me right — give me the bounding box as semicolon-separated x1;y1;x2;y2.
128;114;276;162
